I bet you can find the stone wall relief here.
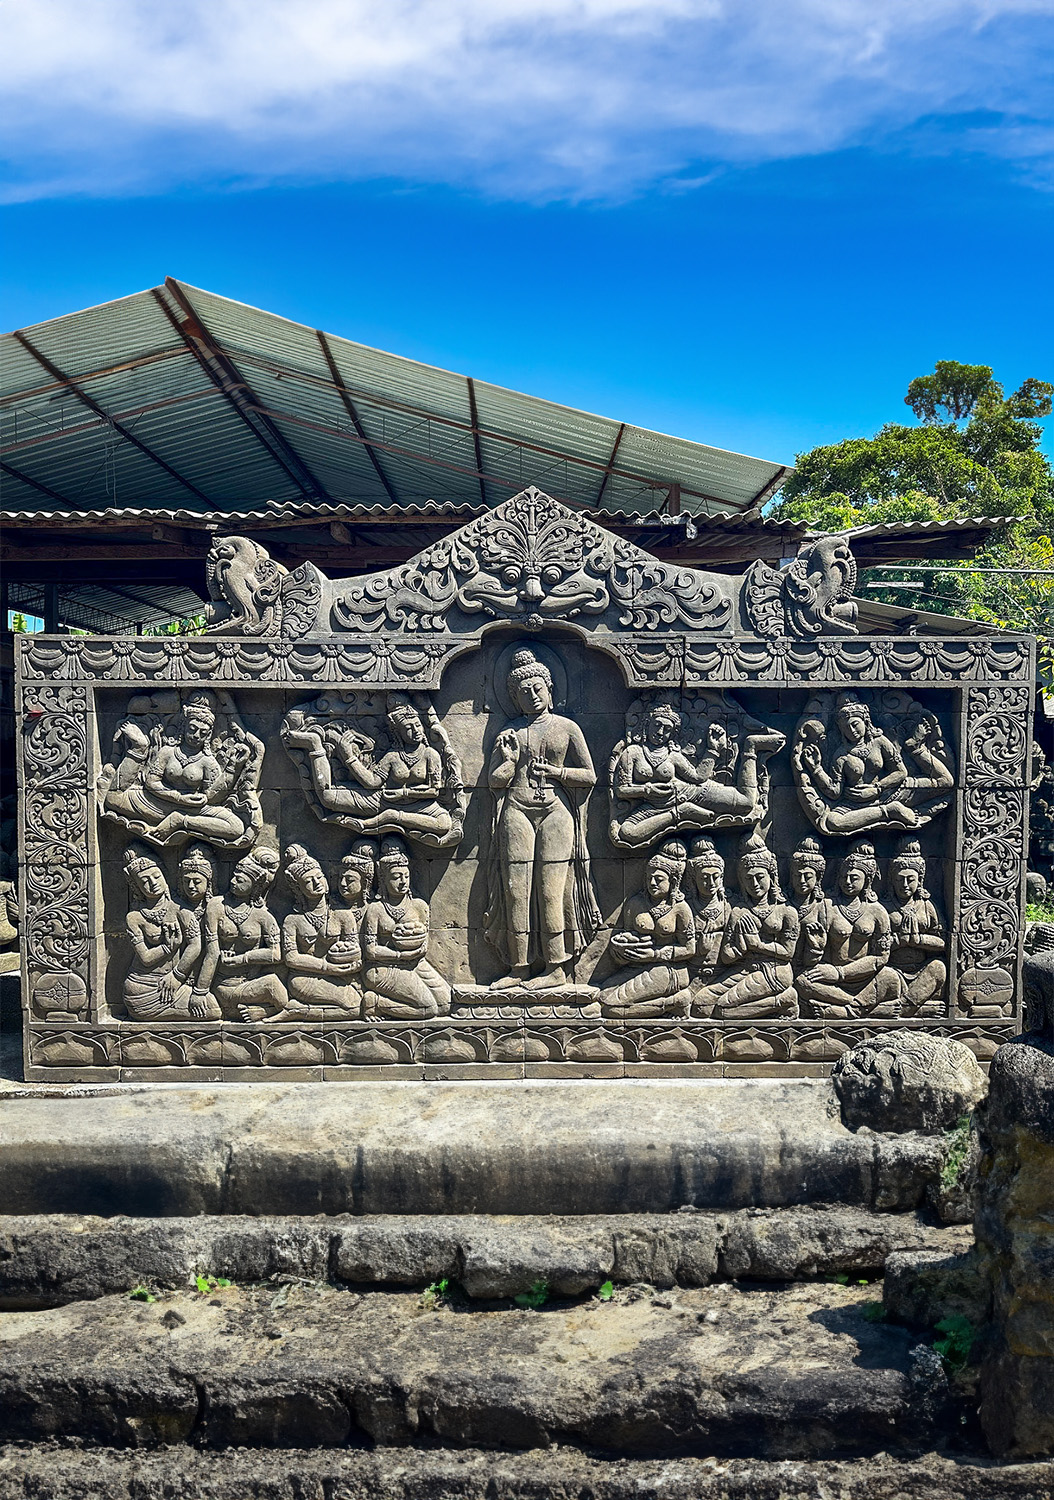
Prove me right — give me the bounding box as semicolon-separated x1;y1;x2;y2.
792;689;954;836
281;690;465;851
607;691;785;850
98;688;264;853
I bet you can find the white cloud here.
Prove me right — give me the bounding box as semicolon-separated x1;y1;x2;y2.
2;0;1053;200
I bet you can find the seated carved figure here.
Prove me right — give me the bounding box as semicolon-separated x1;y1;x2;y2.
283;695;462;848
122;846;221;1021
362;841;451;1019
278;844;366;1020
101;691;264;853
609;703;784;849
885;838;947;1017
685;837;732;1008
691;832;799;1020
196;847;288;1022
795;840;901;1019
793;693;953;836
790;837;827;968
599;842;696;1018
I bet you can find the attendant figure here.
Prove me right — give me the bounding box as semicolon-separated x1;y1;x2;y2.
790;837;827;969
685;837;732;1010
885;838;946;1016
197;847;288;1021
285;697;455;844
362;840;450;1018
484;649;600;989
796;840;900;1019
793;694;953;835
108;692;263;851
599;842;696;1018
164;844;218;1016
610;704;784;848
122;846;221;1021
279;845;365;1019
692;832;798;1019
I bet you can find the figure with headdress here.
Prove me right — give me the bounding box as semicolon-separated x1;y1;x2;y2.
362;839;450;1018
276;844;368;1019
792;692;953;836
795;839;900;1019
102;689;264;852
685;837;732;1006
196;847;288;1021
691;832;799;1019
599;841;696;1018
122;845;221;1021
282;693;464;849
789;837;827;969
885;838;946;1016
608;700;784;849
484;648;600;990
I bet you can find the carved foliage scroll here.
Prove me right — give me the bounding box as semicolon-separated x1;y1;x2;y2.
957;686;1031;1017
19;683;91;1024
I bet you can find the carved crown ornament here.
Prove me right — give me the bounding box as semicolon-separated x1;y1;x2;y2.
202;487;860;641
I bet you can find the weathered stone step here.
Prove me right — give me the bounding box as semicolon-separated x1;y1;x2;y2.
4;1445;1052;1500
0;1209;970;1309
0;1280;964;1459
0;1080;946;1217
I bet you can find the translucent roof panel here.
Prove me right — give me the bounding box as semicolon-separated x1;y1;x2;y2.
2;279;791;518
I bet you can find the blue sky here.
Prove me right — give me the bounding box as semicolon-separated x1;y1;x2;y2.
3;1;1053;467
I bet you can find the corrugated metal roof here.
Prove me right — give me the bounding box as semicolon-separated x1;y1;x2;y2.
1;279;790;519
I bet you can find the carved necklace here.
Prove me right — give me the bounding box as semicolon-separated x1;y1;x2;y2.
382;898;409;923
302;905;328;935
398;744;425;769
642;743;670;768
222;901;256;934
836;897;863;923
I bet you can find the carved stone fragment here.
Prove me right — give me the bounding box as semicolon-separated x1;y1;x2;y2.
833;1031;986;1134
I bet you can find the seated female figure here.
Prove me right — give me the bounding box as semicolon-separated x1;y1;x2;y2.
691;833;798;1019
600;842;696;1018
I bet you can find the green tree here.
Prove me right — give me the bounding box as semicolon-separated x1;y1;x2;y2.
770;361;1054;682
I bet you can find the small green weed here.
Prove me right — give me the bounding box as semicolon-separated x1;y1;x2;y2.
419;1278;450;1310
933;1315;977;1373
940;1114;973;1194
862;1301;887;1323
514;1279;549;1309
597;1280;615;1302
128;1284;156;1303
1026;902;1054;925
832;1272;849;1285
194;1275;232;1295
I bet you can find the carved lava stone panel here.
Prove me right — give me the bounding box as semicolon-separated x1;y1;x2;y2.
16;489;1036;1079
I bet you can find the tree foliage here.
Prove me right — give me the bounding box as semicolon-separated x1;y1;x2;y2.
770;361;1054;681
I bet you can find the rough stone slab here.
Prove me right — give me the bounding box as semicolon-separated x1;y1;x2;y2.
0;1080;947;1218
0;1281;959;1457
0;1208;971;1308
3;1446;1054;1500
